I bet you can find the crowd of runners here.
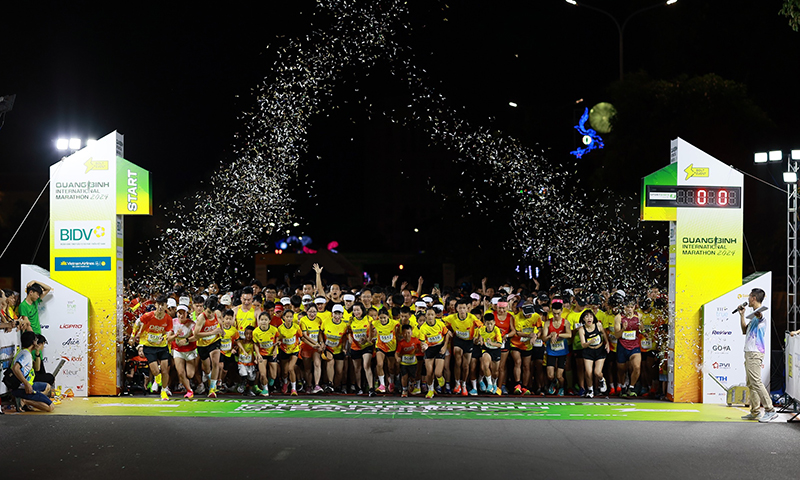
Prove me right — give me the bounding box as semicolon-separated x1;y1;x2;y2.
126;264;670;401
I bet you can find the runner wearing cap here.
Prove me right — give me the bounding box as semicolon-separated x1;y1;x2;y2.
321;304;349;392
299;304;325;394
510;301;537;395
444;298;482;396
168;304;198;399
566;294;589;396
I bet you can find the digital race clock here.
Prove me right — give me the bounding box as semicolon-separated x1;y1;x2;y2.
645;185;741;208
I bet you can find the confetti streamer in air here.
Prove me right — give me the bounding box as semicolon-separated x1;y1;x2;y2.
134;0;663;294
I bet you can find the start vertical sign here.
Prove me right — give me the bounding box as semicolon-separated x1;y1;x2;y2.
49;131;151;395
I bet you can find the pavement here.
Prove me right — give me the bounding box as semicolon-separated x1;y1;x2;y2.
2;395;799;479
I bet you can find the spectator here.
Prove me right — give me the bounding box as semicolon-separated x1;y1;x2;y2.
19;281;53;334
10;331;54;412
34;334;55;386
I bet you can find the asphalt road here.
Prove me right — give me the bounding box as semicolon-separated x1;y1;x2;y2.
2;414;799;479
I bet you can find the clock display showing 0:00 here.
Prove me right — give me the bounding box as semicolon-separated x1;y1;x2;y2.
675;187;738;207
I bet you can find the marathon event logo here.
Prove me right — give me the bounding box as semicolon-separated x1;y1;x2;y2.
54;220;112;249
681;236;737;256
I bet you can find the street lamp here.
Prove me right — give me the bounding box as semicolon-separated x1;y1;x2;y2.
754;149;800;332
56;137;96;152
565;0;678;80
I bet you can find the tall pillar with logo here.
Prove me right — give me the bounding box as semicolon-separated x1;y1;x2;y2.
49;131;151;395
641;138;744;402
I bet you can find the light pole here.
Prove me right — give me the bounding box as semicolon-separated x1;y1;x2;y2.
754;149;800;333
565;0;678;80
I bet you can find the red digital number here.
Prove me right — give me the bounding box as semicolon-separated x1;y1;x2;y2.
697;189;707;206
718;189;728;206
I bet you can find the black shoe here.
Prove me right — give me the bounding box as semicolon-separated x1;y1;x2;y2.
368;388;376;397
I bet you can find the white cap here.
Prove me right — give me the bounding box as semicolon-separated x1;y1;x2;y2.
177;305;189;312
332;304;344;313
179;296;191;306
433;304;444;312
201;294;208;301
280;297;291;305
470;292;481;301
314;296;327;304
491;297;501;305
423;297;434;304
220;294;232;306
167;298;178;308
343;294;355;302
415;301;427;309
616;290;626;298
302;294;313;303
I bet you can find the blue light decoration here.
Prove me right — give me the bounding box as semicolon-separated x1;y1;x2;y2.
570;108;604;159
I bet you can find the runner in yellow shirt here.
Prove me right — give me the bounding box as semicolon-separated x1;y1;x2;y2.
321;305;349;393
419;307;450;399
443;299;482;396
348;303;376;396
216;310;239;396
299;304;325;394
277;309;303;396
253;312;279;396
372;308;400;394
476;313;504;396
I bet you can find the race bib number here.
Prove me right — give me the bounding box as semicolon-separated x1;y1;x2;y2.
326;338;340;348
550;340;565;351
308;332;319;342
427;334;442;344
353;332;368;342
456;330;470;340
259;341;273;350
380;334;394;343
589;335;602;347
622;331;637;341
402;354;416;364
221;338;232;351
239;353;252;363
641;339;652;350
238;330;246;338
283;337;296;345
147;333;163;344
519;336;530;343
533;339;544;347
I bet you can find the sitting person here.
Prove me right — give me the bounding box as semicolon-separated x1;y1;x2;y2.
10;331;54;412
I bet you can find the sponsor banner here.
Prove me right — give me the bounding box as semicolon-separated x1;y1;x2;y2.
701;272;771;403
54;220;112;250
51;397;740;422
55;257;111;272
21;264;89;396
787;334;800;400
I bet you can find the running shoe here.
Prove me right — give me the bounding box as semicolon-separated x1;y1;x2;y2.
522;387;531;395
313;385;323;394
195;383;206;395
164;387;172;397
281;382;289;395
566;388;576;396
207;388;217;398
741;412;761;420
388;383;395;394
453;384;462;395
514;384;522;395
445;384;452;395
369;389;376;397
547;384;556;395
149;381;159;393
435;385;442;394
357;389;364;396
620;389;629;398
160;389;170;401
401;391;408;398
247;389;257;397
599;378;607;394
759;411;779;423
479;379;487;392
501;385;508;396
577;388;586;397
411;386;422;395
377;385;386;393
349;384;357;393
324;384;334;394
557;388;564;397
462;386;469;396
425;389;435;399
468;388;478;396
236;383;246;394
184;390;194;399
586;388;594;399
290;388;298;396
260;387;270;397
627;387;637;398
202;372;209;383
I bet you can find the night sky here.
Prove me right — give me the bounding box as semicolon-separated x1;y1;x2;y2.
1;0;799;290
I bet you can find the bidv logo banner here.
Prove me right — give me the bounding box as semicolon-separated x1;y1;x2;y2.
55;220;112;249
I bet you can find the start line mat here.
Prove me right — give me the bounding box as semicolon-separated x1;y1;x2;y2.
48;397;748;422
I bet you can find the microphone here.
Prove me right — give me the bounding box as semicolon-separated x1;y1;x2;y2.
730;302;747;315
